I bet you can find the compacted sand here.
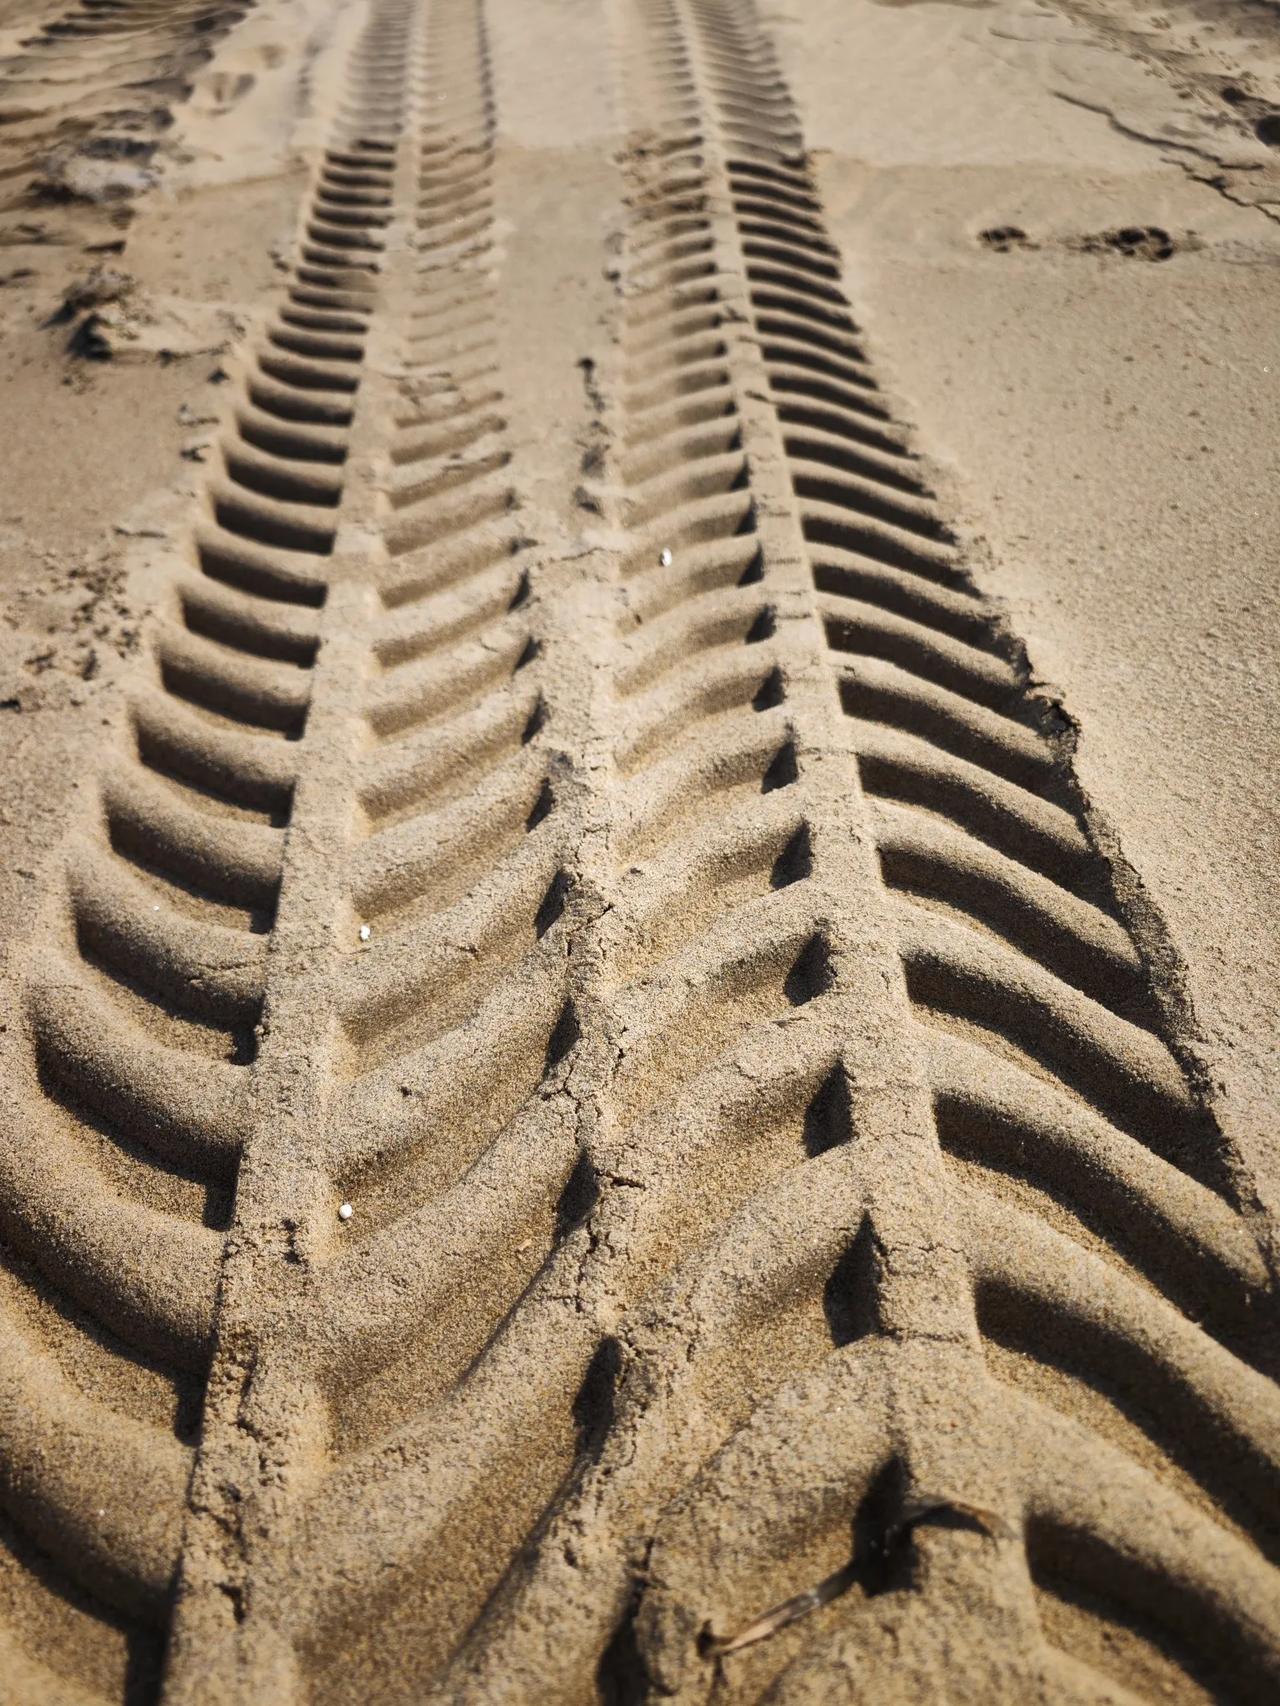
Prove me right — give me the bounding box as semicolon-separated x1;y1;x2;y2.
0;0;1277;1701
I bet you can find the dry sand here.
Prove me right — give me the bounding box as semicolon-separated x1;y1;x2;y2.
0;0;1276;1701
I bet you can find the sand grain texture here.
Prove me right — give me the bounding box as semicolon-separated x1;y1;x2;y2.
0;0;1276;1701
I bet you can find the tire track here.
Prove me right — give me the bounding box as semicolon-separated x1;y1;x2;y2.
174;2;603;1696
615;4;1280;1701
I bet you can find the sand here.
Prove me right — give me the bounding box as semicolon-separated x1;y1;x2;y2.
0;0;1276;1701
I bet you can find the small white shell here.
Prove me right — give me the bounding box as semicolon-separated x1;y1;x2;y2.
659;547;673;567
358;924;371;942
338;1202;354;1222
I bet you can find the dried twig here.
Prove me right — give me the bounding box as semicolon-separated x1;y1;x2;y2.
704;1560;859;1659
704;1494;1013;1660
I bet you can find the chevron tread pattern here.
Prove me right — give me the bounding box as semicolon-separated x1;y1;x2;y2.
0;0;1275;1701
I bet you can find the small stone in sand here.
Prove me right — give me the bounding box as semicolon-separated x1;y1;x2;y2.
358;924;371;941
659;547;673;567
338;1203;354;1222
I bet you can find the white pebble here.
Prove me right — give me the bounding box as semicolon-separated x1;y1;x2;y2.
358;924;371;942
338;1202;354;1222
659;547;673;567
